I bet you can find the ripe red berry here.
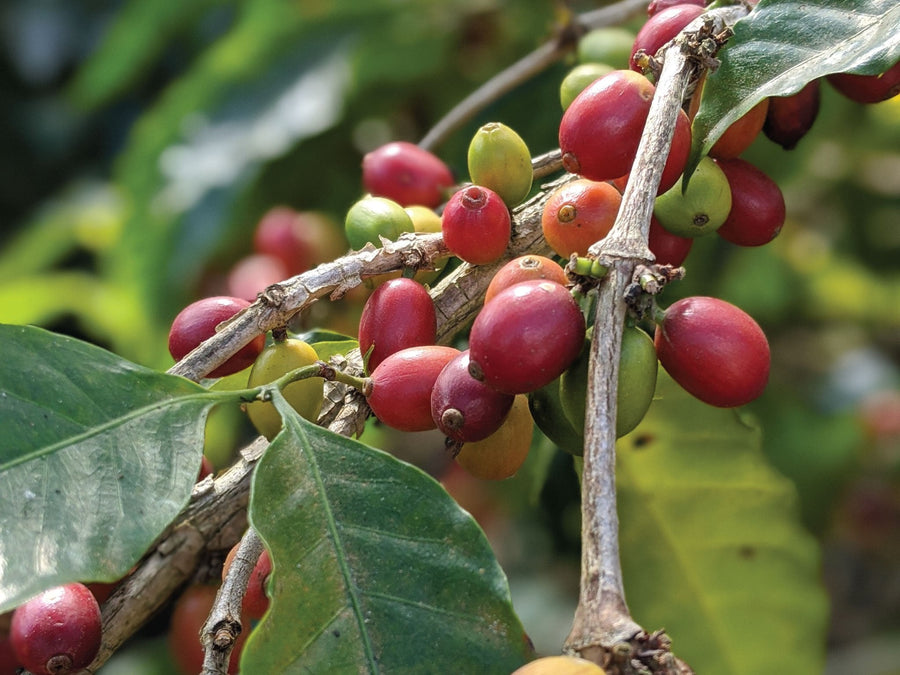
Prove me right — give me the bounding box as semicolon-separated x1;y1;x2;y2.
10;583;102;675
366;345;460;432
362;141;455;208
654;296;769;407
252;207;340;276
714;158;786;247
827;59;900;104
431;350;515;444
648;214;692;266
168;296;265;377
559;70;691;194
763;79;821;150
358;278;437;374
709;98;770;159
169;585;246;675
226;253;290;301
630;4;705;72
647;0;704;16
441;186;511;265
222;544;272;620
541;179;622;258
468;280;586;395
484;255;569;304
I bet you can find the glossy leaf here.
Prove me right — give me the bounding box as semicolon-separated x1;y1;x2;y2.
0;324;235;612
617;373;828;674
243;390;534;673
691;0;900;169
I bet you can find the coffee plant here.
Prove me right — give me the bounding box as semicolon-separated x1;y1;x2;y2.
1;0;898;673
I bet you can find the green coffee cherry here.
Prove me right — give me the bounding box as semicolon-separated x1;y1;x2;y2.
560;63;615;110
528;377;584;456
559;325;658;438
653;156;732;238
576;27;636;70
344;196;414;250
467;122;533;207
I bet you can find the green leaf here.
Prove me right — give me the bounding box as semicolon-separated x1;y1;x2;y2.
690;0;900;169
0;325;235;612
244;391;534;673
617;372;829;675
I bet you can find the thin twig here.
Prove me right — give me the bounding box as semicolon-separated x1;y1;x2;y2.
418;0;649;151
201;528;265;675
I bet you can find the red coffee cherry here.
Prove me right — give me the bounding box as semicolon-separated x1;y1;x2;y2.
709;98;770;159
222;544;272;620
630;4;705;72
484;255;569;304
654;296;770;407
763;79;821;150
559;70;691;194
362;141;455;208
366;345;460;432
827;59;900;104
648;214;692;266
441;186;511;265
431;350;515;444
358;278;437;374
252;207;343;276
468;280;586;395
647;0;705;16
10;583;102;675
541;179;622;258
714;158;786;247
226;253;290;301
168;296;265;377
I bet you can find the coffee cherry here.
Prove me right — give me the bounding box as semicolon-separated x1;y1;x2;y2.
10;583;102;675
441;185;511;265
653;156;732;238
253;207;343;276
647;0;704;16
560;325;658;438
245;338;323;439
366;345;460;432
630;4;705;72
559;70;691;194
226;253;290;301
484;255;569;304
467;122;533;207
528;377;584;456
431;350;515;443
168;296;265;378
576;27;635;70
454;394;532;480
344;196;414;250
361;141;455;208
827;59;900;103
169;585;246;675
405;205;448;282
763;80;821;150
709;98;770;159
358;277;437;374
511;654;607;674
714;157;786;247
560;63;615;110
468;280;586;395
222;543;272;620
541;179;622;257
654;296;769;407
648;214;693;266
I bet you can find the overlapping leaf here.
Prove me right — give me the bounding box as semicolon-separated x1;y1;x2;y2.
617;373;829;674
0;325;234;611
244;391;534;673
691;0;900;168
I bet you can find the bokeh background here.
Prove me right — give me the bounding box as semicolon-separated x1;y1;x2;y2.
1;0;898;672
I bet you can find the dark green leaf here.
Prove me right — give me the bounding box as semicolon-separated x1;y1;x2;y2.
617;372;829;674
690;0;900;169
0;325;235;612
243;391;534;673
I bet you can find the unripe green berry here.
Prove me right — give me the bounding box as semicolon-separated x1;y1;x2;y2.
653;156;732;237
560;63;615;110
467;122;533;207
344;196;414;250
576;27;635;70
